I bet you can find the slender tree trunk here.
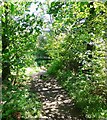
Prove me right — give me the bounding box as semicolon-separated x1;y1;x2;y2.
104;2;107;81
2;2;10;81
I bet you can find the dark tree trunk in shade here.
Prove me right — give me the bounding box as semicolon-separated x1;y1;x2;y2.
2;2;10;81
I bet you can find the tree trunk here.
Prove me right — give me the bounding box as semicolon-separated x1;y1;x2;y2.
2;2;10;81
104;2;107;81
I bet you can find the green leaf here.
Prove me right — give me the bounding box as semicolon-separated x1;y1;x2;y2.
2;17;5;23
10;3;14;14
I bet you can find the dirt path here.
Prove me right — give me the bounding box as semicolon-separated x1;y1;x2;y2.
30;71;86;120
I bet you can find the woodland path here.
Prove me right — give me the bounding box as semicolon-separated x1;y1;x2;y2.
30;70;86;120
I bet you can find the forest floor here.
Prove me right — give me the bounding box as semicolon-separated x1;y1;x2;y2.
30;70;86;120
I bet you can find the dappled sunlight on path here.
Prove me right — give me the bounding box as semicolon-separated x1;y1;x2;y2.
30;71;86;120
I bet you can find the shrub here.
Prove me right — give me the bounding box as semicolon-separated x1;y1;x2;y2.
2;83;41;120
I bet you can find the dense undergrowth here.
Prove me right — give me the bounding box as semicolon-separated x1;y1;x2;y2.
46;1;107;119
47;35;107;119
47;61;107;119
2;70;41;120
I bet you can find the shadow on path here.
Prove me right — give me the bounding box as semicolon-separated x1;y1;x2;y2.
30;72;86;120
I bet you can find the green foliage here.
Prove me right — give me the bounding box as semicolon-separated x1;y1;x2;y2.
2;1;42;119
2;1;107;119
48;1;64;17
47;1;107;119
57;70;107;119
47;59;63;76
35;35;50;66
2;1;43;81
2;83;41;119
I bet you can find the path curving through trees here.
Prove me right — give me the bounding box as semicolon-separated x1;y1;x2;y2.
30;71;86;120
